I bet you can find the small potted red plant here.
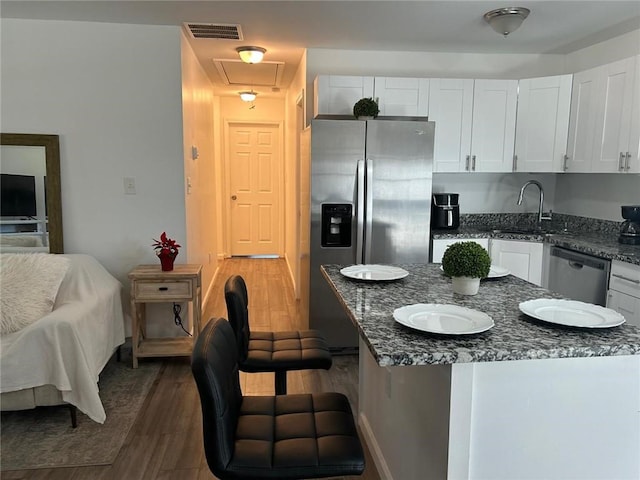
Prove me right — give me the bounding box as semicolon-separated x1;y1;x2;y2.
152;232;181;271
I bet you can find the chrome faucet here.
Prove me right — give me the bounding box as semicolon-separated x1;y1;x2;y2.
517;180;552;223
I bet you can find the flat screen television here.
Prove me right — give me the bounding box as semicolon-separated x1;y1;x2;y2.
1;174;37;217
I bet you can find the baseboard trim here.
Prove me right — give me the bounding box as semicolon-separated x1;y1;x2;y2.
359;411;394;480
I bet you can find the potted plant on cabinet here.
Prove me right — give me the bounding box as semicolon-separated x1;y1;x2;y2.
152;232;181;271
353;97;380;120
441;241;491;295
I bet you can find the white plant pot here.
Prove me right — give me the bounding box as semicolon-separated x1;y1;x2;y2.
451;276;481;295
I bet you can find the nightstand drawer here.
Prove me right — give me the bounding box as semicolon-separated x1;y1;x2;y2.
134;280;192;300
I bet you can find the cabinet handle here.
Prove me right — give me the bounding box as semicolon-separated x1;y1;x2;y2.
513;154;518;171
618;152;625;171
158;286;169;291
472;155;476;171
611;273;640;284
563;154;569;171
625;152;631;171
465;155;470;171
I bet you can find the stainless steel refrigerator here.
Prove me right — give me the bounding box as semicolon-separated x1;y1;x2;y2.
309;118;435;352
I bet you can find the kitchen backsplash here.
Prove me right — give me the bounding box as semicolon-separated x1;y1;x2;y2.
460;213;621;235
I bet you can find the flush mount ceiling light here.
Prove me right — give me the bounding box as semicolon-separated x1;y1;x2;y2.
483;7;530;37
236;46;266;64
239;90;257;102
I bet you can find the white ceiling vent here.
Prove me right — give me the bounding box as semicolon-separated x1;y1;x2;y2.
183;23;243;40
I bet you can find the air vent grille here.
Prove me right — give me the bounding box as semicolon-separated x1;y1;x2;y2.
184;23;243;40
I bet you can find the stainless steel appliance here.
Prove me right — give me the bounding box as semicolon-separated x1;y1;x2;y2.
431;193;460;229
619;205;640;245
309;119;435;352
548;246;611;306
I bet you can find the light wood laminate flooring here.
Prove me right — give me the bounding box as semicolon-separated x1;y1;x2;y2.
3;258;380;480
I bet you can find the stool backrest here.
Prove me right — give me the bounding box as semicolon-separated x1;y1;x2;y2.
224;275;251;363
191;318;242;475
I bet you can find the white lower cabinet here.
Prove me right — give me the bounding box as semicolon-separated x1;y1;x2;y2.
431;238;489;263
489;239;544;286
607;260;640;327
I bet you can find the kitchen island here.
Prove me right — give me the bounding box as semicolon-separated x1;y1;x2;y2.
322;264;640;480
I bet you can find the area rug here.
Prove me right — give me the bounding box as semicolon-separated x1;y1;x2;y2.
0;348;161;470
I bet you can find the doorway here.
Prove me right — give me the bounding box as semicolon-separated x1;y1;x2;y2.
224;121;283;257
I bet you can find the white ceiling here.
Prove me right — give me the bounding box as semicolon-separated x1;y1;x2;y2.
2;1;639;98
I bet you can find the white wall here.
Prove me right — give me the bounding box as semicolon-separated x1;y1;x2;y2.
1;18;187;332
180;31;218;310
433;173;557;215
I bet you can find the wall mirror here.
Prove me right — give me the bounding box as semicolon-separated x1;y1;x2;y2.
0;133;63;253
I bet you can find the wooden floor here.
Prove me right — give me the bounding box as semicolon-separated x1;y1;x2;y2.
3;258;380;480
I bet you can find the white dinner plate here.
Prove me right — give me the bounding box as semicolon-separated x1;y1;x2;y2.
340;264;409;281
519;299;626;328
393;304;494;335
439;264;510;279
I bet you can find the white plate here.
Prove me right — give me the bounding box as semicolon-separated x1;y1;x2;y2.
340;264;409;281
393;304;494;335
519;299;626;328
439;264;510;279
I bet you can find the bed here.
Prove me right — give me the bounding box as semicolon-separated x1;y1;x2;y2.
0;253;126;424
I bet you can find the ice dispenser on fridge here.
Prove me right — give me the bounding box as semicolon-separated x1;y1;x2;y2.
321;204;352;247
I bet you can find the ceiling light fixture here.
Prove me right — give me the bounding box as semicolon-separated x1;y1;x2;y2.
239;90;257;102
483;7;530;37
236;46;266;64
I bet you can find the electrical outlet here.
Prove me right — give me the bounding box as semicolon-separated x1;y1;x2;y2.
123;177;136;195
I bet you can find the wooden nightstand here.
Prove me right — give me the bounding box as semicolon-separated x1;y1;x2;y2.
128;264;202;368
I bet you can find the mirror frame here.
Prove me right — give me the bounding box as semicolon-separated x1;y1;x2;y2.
0;133;63;253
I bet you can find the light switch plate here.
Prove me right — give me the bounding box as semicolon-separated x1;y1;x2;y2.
123;177;136;195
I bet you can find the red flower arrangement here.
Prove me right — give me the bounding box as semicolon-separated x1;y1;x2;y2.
152;232;181;256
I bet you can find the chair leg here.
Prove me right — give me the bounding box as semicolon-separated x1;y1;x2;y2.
275;371;287;395
69;405;78;428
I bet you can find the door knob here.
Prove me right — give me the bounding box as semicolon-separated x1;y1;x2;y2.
231;195;237;200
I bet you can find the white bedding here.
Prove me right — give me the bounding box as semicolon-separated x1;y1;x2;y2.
0;254;125;423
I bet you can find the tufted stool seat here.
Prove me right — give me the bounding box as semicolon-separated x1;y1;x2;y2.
225;275;332;395
192;318;365;479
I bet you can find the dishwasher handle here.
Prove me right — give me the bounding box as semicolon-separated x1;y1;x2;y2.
550;247;608;271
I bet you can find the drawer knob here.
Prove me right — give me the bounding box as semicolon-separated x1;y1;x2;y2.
158;286;169;291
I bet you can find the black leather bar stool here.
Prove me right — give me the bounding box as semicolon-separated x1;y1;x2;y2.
191;318;365;479
224;275;332;394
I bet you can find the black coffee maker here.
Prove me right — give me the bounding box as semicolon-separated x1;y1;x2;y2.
431;193;460;229
620;205;640;245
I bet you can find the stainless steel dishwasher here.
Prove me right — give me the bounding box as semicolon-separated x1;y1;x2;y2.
548;246;611;306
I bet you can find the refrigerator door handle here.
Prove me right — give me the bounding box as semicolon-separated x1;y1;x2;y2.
356;159;366;264
364;158;374;264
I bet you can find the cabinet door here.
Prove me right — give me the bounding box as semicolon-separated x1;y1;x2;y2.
607;290;640;327
470;80;518;172
627;55;640;173
592;57;637;173
313;75;374;117
431;238;489;263
490;240;543;286
428;78;474;173
566;66;602;172
515;75;572;172
374;77;429;117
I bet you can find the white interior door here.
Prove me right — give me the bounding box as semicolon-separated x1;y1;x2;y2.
226;122;282;256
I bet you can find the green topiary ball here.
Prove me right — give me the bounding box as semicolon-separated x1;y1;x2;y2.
353;97;380;118
441;241;491;278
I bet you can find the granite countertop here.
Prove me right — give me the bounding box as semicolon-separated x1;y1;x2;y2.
432;227;640;266
321;263;640;367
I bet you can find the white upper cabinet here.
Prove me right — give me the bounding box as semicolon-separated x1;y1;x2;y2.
374;77;429;117
566;56;639;173
313;75;374;117
514;75;572;173
428;78;474;172
429;78;517;173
